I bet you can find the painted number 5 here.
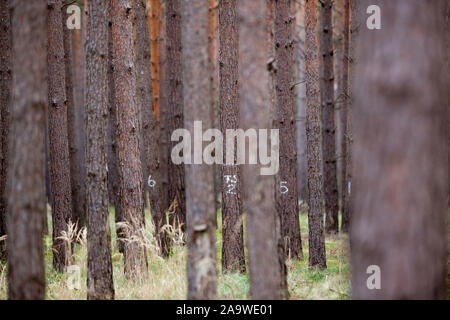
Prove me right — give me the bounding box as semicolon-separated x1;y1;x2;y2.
280;181;288;194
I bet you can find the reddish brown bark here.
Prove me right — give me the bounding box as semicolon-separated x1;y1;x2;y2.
219;0;245;274
85;0;115;300
111;0;147;278
0;0;12;262
7;0;47;300
239;0;287;299
135;0;169;257
274;0;303;259
304;0;326;269
47;0;72;272
166;0;186;233
351;0;448;299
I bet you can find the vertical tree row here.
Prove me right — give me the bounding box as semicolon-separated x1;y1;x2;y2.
0;0;12;262
111;0;147;278
219;0;245;274
238;0;288;299
304;0;326;269
47;0;72;272
351;0;448;299
7;0;47;299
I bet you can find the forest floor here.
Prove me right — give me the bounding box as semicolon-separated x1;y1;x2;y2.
0;203;351;300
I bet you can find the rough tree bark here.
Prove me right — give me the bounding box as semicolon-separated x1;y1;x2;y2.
304;0;326;269
85;0;115;300
47;0;72;272
182;0;218;299
7;0;47;300
219;0;245;274
238;0;287;299
111;0;147;278
320;0;339;234
63;6;85;233
274;0;303;259
135;0;169;257
166;0;186;233
0;0;12;262
351;0;448;299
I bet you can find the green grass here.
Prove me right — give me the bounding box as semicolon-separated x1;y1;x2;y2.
0;204;350;300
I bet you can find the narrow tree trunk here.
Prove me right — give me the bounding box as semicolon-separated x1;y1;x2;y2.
320;0;339;234
135;0;169;257
0;0;12;262
166;0;186;233
7;0;47;300
274;0;303;259
63;7;84;233
182;0;218;299
219;0;245;274
47;0;72;272
351;0;448;299
304;0;326;269
111;0;147;278
85;0;115;300
238;0;287;299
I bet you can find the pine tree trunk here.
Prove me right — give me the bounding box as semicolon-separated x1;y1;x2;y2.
304;0;326;269
0;0;12;262
111;0;147;279
166;0;186;233
274;0;303;259
135;0;169;257
63;8;84;233
7;0;47;299
351;0;448;299
182;0;218;299
238;0;287;299
47;0;72;272
85;0;115;300
219;0;245;274
320;0;339;234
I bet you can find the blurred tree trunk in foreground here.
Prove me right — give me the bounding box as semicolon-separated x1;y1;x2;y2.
351;0;448;299
239;0;287;299
304;0;326;269
85;0;115;300
47;0;72;272
7;0;47;300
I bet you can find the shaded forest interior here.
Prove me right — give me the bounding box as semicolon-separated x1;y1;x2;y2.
0;0;448;300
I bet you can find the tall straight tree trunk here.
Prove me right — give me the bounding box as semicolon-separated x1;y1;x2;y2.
63;7;84;233
274;0;303;259
135;0;169;257
182;0;218;299
47;0;72;272
107;6;124;254
71;26;87;230
166;0;186;233
0;0;12;262
351;0;448;299
147;0;160;117
85;0;115;300
219;0;245;274
339;0;350;232
238;0;287;300
304;0;326;269
320;0;339;234
111;0;147;278
7;0;47;300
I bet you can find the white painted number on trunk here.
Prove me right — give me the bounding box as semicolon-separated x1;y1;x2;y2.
224;175;237;195
148;175;156;188
280;181;288;194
